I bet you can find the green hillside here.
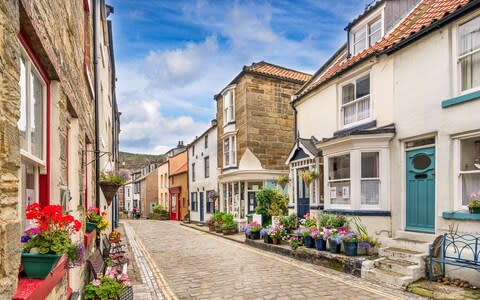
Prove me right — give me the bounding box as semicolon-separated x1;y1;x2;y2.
119;151;166;171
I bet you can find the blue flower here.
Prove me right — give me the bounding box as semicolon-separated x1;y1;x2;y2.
20;235;31;243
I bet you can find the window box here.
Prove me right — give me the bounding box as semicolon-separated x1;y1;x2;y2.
21;253;62;279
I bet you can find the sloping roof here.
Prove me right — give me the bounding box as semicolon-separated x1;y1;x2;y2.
345;0;386;30
299;138;321;156
319;123;396;144
246;61;312;83
297;0;476;101
170;160;187;176
215;61;312;99
286;137;322;163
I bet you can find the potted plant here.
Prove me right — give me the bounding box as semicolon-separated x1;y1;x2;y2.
299;170;317;186
468;198;480;214
268;224;287;245
325;228;343;254
359;237;380;256
279;214;298;233
20;203;83;278
108;231;121;244
221;213;237;235
207;216;215;231
84;276;125;300
260;227;272;244
289;236;302;250
213;212;225;233
311;229;326;251
86;206;109;234
276;175;289;189
301;213;317;228
241;221;262;239
301;227;316;248
184;210;191;223
99;172;126;206
343;231;359;256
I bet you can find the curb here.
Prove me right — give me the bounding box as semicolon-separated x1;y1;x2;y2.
179;223;246;245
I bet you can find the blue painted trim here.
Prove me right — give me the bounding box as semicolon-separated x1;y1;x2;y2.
324;209;391;216
442;211;480;221
333;120;377;137
442;90;480;108
310;205;324;210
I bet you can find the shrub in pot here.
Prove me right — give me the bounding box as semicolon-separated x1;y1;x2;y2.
301;227;316;248
213;212;225;232
468;199;480;214
221;213;237;235
267;224;287;245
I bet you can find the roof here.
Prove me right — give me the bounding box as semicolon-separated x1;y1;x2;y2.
215;61;312;99
285;137;322;163
296;0;477;101
345;0;386;30
319;123;396;144
187;121;217;147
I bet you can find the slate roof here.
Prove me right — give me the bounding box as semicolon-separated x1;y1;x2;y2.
299;138;322;156
296;0;477;101
319;123;396;144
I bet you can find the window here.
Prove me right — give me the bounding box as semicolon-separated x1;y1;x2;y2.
205;134;208;149
361;152;380;205
223;89;235;124
459;137;480;207
192;163;196;182
328;154;351;205
192;145;195;157
204;156;210;178
351;15;383;55
191;192;198;211
458;16;480;91
341;74;370;126
206;190;214;213
223;136;236;167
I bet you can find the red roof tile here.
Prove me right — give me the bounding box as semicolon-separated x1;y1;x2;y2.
297;0;472;99
246;61;312;83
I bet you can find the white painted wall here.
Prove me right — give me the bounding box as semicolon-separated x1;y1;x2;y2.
188;126;218;222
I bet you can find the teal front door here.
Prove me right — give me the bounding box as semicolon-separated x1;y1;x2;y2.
406;147;435;233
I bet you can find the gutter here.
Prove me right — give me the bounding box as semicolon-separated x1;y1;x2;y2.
291;95;298;140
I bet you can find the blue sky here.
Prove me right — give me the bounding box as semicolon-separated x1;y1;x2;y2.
108;0;373;154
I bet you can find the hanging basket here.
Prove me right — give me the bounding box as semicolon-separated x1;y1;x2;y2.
300;170;318;186
276;175;289;188
99;181;122;206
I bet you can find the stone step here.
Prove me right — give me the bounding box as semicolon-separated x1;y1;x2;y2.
375;257;424;278
379;247;427;265
363;267;414;290
384;237;430;252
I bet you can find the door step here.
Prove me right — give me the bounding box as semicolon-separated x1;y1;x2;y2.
362;267;415;289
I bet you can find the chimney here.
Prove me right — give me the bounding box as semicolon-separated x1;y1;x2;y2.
211;119;217;127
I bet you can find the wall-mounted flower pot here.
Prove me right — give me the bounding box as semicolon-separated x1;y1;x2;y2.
99;181;121;206
328;239;341;254
469;207;480;214
21;253;62;279
86;222;97;233
344;241;358;256
315;238;327;251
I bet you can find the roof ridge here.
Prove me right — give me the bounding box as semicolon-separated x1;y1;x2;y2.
248;60;312;76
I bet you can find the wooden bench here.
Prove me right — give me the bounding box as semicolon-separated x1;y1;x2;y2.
429;233;480;281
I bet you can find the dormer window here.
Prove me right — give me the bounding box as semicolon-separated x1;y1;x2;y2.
351;14;383;56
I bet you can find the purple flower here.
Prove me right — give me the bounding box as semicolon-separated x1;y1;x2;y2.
20;235;31;243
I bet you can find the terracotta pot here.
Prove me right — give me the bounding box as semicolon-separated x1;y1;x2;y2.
272;238;280;245
208;224;215;232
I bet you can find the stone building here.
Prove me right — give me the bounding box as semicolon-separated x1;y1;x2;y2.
139;167;160;214
0;1;117;298
157;161;169;210
215;61;311;222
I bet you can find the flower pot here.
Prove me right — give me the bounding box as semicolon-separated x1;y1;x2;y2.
222;228;237;235
215;225;223;233
366;247;375;256
315;238;327;251
263;235;273;244
86;222;97;233
250;231;260;240
304;236;315;248
469;207;480;214
208;224;215;232
344;241;358;256
271;238;280;245
21;253;62;279
99;181;122;206
328;239;341;254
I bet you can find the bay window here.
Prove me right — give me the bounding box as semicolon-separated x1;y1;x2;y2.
328;154;350;205
223;89;235;125
457;136;480;207
341;74;370;126
223;135;236;168
361;152;380;205
458;15;480;92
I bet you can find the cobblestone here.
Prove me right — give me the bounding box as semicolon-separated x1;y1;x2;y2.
124;220;422;299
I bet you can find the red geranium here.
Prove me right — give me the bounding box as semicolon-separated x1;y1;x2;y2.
26;203;82;234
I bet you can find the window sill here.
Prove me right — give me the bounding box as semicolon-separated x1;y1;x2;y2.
441;90;480;108
223;121;236;127
310;205;324;210
324;209;391;216
442;211;480;221
13;255;69;300
222;166;238;171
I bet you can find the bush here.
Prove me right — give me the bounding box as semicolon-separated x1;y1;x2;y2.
221;213;236;230
153;204;163;214
255;188;288;219
213;212;226;226
318;213;348;228
279;214;298;231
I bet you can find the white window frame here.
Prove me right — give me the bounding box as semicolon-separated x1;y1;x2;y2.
452;11;480;96
192;162;196;182
204;156;210;178
360;151;381;208
339;72;372;129
223;135;237;168
222;87;235;125
326;152;352;208
350;7;384;56
453;132;480;210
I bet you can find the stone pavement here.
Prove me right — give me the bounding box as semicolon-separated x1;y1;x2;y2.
123;219;423;300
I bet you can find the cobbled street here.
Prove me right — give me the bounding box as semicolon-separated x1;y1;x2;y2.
124;220;421;300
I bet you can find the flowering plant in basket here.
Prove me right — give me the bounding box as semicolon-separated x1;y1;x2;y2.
241;221;262;235
300;213;317;228
86;207;109;232
268;225;288;240
21;203;83;263
84;276;125;300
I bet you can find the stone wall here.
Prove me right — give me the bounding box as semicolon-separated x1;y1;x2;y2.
0;1;22;297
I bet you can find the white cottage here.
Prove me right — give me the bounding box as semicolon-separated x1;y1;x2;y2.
290;0;480;287
188;121;218;223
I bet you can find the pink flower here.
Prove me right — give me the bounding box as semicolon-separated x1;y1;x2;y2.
92;279;101;287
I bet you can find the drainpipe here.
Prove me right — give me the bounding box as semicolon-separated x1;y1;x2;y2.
93;0;100;231
291;95;298;140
